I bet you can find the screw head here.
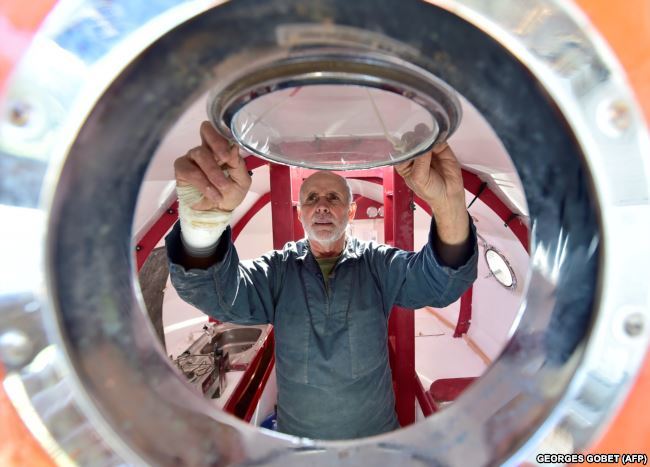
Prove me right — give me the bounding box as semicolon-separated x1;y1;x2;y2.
597;98;632;137
0;330;33;367
8;100;32;127
623;312;644;337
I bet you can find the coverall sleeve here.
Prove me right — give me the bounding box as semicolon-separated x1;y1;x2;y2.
369;216;479;311
165;223;281;325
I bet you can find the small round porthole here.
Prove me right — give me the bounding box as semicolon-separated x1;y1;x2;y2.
485;247;517;289
207;49;461;170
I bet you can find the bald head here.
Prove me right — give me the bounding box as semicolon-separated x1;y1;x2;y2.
299;171;353;206
297;171;357;251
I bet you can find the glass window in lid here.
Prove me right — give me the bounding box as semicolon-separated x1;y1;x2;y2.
230;84;439;170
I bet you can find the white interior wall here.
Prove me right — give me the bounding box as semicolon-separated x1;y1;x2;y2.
234;203;274;258
410;190;530;389
469;236;527;360
466;196;529;362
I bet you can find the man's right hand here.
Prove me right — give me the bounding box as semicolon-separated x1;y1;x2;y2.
174;121;251;212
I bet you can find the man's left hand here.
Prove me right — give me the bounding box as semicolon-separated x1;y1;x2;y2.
395;143;471;264
395;142;465;212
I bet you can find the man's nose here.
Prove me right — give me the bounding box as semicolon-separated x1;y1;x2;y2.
314;197;330;212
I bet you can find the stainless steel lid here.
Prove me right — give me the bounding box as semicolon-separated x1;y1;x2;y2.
207;49;461;170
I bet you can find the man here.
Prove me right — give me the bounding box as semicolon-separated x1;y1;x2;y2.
166;121;478;439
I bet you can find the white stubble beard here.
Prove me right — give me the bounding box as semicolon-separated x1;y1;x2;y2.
301;217;349;249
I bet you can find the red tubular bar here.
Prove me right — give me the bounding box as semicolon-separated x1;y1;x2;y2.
351;195;384;220
270;164;296;248
390;332;436;418
290;167;305;240
243;352;276;422
413;170;528;252
382;167;395;246
454;286;473;337
244;155;268;171
461;171;529;251
385;167;416;427
223;331;276;420
296;166;385;184
232;192;271;240
414;373;437;416
135;200;179;271
429;377;477;403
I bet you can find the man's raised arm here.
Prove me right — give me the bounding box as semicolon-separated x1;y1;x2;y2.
172;121;251;269
395;142;473;268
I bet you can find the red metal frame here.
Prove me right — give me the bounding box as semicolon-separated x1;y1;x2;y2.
351;195;384;220
428;377;477;403
384;167;417;426
382;167;395;246
243;350;276;422
135;200;179;271
461;171;529;251
411;170;528;252
289;167;305;240
244;155;268;171
223;331;276;420
454;286;473;338
414;372;437;416
295;166;385;185
270;164;297;248
232;192;271;239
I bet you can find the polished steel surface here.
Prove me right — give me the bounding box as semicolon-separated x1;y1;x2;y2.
0;0;648;466
215;328;263;347
175;323;269;401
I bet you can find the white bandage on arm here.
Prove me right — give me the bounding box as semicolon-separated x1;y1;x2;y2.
176;184;233;257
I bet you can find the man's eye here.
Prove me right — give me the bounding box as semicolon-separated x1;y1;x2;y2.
327;194;340;201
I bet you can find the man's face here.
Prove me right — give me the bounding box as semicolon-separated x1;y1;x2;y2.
298;172;356;245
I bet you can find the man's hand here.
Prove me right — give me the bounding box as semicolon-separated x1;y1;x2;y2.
174;121;251;212
395;143;471;266
394;142;465;211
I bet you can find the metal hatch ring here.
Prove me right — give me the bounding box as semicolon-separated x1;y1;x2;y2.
0;0;648;466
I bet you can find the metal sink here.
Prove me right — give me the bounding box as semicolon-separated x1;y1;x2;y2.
174;323;270;399
200;327;262;354
193;324;269;370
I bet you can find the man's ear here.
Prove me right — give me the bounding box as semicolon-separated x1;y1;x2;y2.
348;202;357;221
297;206;303;222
